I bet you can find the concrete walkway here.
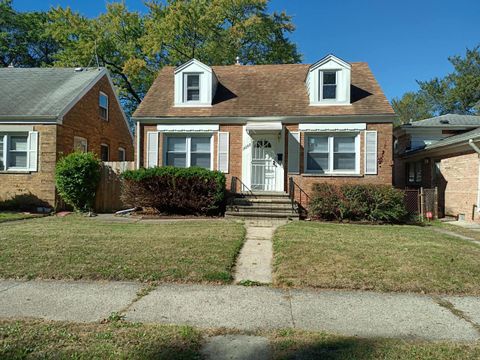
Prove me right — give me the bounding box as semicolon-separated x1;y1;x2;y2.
234;220;286;284
1;280;480;341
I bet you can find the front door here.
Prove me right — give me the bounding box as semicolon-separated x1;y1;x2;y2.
251;137;282;191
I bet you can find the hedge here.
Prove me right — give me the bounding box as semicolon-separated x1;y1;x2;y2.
121;166;226;215
309;183;407;223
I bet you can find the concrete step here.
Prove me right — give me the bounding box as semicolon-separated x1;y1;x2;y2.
226;211;299;220
227;206;296;214
233;198;292;205
228;203;293;210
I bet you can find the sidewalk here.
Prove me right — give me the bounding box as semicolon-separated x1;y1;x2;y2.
1;280;480;341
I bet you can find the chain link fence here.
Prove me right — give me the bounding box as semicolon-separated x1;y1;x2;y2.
402;187;438;219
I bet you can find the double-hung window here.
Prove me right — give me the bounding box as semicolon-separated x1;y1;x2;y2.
165;135;212;170
407;161;422;185
184;74;200;102
320;71;337;100
305;133;359;174
0;132;37;172
99;92;109;120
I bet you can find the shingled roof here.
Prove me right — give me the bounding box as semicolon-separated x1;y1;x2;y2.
134;63;394;118
409;114;480;127
0;67;105;119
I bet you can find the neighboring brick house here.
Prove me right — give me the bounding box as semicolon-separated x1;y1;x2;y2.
0;67;133;209
394;114;480;222
132;55;395;215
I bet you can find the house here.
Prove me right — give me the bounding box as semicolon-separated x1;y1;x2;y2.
0;67;134;209
394;114;480;222
132;55;395;216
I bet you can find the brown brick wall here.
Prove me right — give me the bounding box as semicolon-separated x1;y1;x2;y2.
0;125;57;207
439;152;479;222
57;75;133;161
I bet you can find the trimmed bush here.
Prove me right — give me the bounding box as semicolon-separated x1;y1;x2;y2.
121;166;226;215
55;152;101;212
309;183;407;223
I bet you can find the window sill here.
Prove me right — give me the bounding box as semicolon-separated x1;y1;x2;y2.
302;173;363;178
0;170;32;174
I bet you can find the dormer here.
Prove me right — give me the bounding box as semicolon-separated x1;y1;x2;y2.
306;54;351;106
174;59;217;107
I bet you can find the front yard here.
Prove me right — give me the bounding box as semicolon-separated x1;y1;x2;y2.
273;222;480;295
0;216;245;283
0;212;40;223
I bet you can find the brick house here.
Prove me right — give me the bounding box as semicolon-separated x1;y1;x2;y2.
394;114;480;222
132;55;395;216
0;67;133;209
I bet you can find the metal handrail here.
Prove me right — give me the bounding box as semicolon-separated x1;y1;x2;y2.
231;176;256;198
288;177;310;213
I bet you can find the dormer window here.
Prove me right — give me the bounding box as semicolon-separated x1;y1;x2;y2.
184;73;200;102
321;71;337;100
307;54;351;106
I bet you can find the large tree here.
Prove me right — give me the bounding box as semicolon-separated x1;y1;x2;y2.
0;0;59;67
46;0;301;118
393;46;480;125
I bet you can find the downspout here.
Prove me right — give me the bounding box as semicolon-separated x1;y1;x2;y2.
468;139;480;220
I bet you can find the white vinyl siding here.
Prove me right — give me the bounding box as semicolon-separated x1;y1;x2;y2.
164;134;213;170
365;130;378;174
0;131;38;172
288;131;300;173
305;133;360;175
146;131;159;168
217;132;229;173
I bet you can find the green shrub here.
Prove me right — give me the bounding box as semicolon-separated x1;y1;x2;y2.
55;152;101;212
121;166;226;215
309;183;407;223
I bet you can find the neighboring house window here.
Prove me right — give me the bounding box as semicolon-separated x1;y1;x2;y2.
165;135;212;170
73;136;88;153
99;92;109;120
0;132;37;172
184;74;200;102
320;71;337;100
118;147;126;161
407;161;422;185
100;144;109;161
305;133;359;174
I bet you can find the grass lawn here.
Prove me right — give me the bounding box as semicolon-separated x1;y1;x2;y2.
0;215;245;283
0;212;40;223
2;320;480;360
273;221;480;295
436;222;480;242
268;329;480;360
0;320;201;360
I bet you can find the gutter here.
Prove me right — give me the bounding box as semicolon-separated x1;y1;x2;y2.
469;139;480;218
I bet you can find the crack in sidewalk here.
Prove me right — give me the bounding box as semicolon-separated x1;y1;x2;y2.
106;282;157;322
434;297;480;334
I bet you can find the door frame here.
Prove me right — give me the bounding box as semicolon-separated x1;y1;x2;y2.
241;126;284;192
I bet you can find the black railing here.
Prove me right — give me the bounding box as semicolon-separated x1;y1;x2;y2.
288;177;310;216
231;176;256;198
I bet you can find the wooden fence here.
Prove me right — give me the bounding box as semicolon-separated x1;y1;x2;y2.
94;161;134;213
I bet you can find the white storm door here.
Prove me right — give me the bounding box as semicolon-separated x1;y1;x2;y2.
251;137;282;191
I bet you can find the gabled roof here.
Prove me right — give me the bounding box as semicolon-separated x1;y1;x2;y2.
0;67;106;120
133;62;394;119
309;54;351;71
408;114;480;127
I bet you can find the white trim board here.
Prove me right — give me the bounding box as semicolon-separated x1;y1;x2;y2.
299;123;366;132
157;124;219;132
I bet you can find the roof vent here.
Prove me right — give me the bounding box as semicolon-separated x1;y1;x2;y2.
74;67;84;72
440;119;450;124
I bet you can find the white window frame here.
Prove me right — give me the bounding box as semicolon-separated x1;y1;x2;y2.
183;73;201;103
73;136;88;153
163;133;214;170
100;143;110;162
99;91;109;121
118;147;126;161
0;133;30;172
304;132;360;175
319;70;338;101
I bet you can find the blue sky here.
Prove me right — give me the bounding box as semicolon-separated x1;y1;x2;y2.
13;0;480;101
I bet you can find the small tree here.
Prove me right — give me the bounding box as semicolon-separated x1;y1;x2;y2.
55;152;101;212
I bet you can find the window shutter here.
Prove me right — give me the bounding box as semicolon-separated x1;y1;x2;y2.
288;131;300;173
27;131;38;172
147;131;159;168
365;130;377;175
217;132;229;173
